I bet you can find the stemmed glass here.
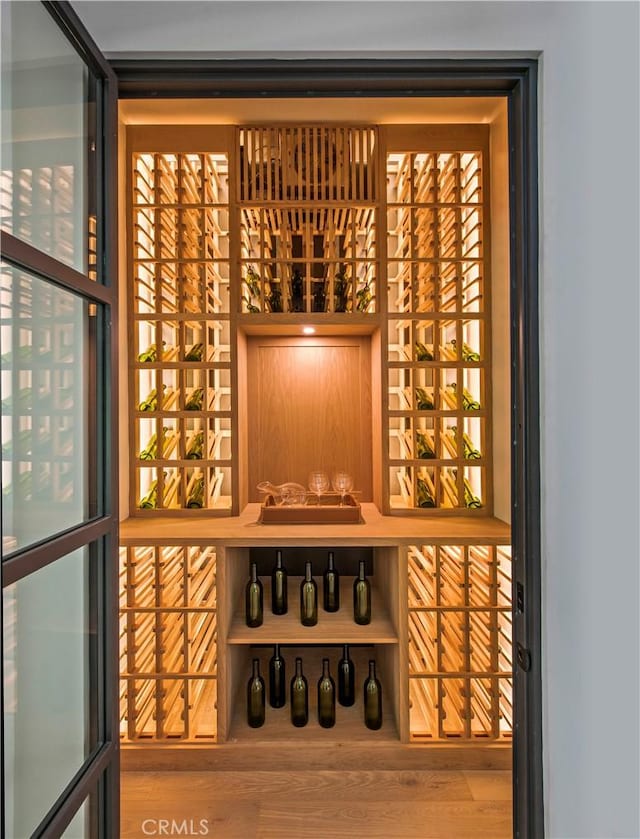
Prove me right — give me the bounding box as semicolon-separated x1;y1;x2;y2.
308;471;330;506
332;471;354;506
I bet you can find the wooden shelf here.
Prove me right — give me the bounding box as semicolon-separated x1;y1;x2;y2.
228;578;397;645
120;503;511;546
228;645;397;743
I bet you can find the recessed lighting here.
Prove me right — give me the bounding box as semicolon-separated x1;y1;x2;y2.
303;326;316;335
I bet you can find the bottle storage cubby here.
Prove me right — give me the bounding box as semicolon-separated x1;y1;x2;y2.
130;151;232;512
385;148;489;513
407;543;512;741
119;545;217;741
238;125;377;315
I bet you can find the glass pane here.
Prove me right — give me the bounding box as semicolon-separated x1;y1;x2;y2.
3;546;95;839
1;1;94;275
1;262;97;556
61;792;95;839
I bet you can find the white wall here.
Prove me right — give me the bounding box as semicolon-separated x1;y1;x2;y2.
72;3;640;837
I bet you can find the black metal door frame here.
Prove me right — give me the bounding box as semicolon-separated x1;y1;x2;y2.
0;2;119;836
111;57;542;839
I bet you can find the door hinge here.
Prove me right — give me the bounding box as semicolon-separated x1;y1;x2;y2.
517;642;532;672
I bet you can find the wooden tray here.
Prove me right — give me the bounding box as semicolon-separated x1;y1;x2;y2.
258;493;364;525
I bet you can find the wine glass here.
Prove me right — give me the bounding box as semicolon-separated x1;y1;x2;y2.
308;471;330;506
332;471;354;506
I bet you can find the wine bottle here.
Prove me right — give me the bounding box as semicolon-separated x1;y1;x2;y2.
290;656;308;727
323;551;340;613
247;658;266;728
415;387;434;410
338;644;355;707
300;561;318;627
317;657;336;728
184;387;204;411
269;644;286;709
138;384;165;412
186;475;204;508
363;660;383;730
415;341;434;361
245;562;263;628
139;480;158;509
271;549;288;615
416;430;436;459
463;478;483;509
184;342;204;362
137;341;165;363
290;269;304;313
353;560;371;626
417;476;436;508
185;430;204;460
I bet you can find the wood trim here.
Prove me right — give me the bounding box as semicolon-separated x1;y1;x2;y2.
127;124;234;153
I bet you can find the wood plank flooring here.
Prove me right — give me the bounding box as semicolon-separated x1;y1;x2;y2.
121;769;512;838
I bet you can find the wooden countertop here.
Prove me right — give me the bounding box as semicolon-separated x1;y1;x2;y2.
119;503;510;546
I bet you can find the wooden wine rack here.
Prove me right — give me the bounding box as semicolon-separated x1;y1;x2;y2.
385;142;491;513
130;151;232;512
407;544;512;740
239;126;377;315
119;545;217;741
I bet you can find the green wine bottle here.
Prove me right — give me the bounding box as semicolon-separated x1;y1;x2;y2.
139;480;158;509
363;660;383;730
269;644;286;709
323;551;340;613
186;475;204;508
185;430;204;460
300;561;318;627
245;561;263;628
463;478;482;508
271;550;288;616
184;387;204;411
416;430;436;459
451;338;481;362
138;385;165;412
448;383;481;411
353;560;371;625
138;341;165;363
317;658;336;728
417;477;436;508
450;426;482;460
415;341;434;361
139;433;158;461
338;644;355;707
290;657;308;727
184;342;204;362
247;658;266;728
415;387;435;410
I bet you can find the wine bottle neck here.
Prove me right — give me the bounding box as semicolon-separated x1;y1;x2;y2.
368;660;376;679
359;561;366;580
250;563;258;582
295;657;303;676
276;551;283;569
343;644;349;659
322;658;330;677
328;552;334;570
252;659;260;678
305;562;312;582
273;644;280;657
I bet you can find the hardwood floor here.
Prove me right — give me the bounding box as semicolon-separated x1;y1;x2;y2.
121;769;512;838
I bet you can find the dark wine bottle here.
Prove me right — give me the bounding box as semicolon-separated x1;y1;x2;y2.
245;562;263;628
353;559;372;625
300;561;318;627
363;660;383;730
271;549;288;615
317;657;336;728
337;643;355;707
290;656;308;727
323;551;340;613
269;644;286;709
247;658;266;728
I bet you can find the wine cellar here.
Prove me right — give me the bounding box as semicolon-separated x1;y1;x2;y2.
117;104;512;765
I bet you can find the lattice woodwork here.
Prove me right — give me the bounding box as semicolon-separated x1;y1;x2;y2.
407;544;512;741
119;545;217;741
131;152;232;512
386;151;490;512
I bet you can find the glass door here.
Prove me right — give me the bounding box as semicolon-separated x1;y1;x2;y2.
1;2;118;836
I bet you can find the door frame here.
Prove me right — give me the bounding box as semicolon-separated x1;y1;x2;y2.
1;2;119;836
111;58;542;838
